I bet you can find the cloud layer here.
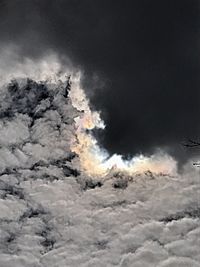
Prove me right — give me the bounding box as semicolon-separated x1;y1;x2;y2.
0;72;199;266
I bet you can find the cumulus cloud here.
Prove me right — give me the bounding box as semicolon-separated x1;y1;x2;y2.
0;57;199;267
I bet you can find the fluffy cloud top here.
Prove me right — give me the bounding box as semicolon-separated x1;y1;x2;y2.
0;76;199;267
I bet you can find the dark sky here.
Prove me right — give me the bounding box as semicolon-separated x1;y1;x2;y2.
0;0;200;163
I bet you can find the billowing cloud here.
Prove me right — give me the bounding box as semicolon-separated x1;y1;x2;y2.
0;54;199;266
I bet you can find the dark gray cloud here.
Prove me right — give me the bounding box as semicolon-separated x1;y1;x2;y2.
0;0;200;163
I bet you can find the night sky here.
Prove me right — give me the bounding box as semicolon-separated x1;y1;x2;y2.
0;0;200;163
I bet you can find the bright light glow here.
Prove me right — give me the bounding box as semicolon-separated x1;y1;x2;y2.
69;74;177;177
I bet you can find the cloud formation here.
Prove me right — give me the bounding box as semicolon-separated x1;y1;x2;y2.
0;2;200;264
0;61;199;266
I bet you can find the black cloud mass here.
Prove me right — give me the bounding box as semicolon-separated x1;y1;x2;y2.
0;0;200;163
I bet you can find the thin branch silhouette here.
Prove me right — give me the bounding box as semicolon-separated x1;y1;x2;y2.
182;139;200;148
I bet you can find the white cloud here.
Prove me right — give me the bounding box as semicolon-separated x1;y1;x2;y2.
0;59;199;267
